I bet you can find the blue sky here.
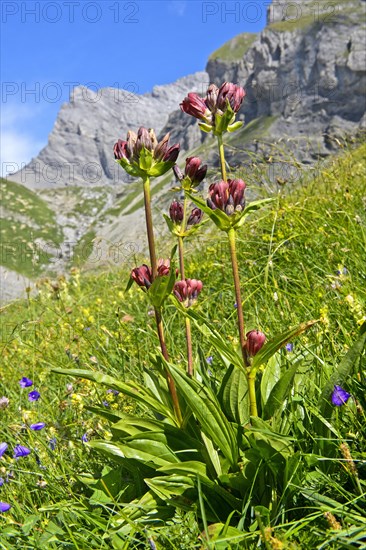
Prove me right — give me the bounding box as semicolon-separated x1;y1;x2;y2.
1;1;267;175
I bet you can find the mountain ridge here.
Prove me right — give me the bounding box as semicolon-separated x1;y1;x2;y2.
2;0;366;302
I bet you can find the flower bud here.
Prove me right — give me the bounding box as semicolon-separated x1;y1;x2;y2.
185;157;207;187
207;181;229;212
187;207;203;226
245;330;266;357
173;165;184;181
114;127;180;178
131;260;171;291
229;179;246;211
174;279;203;307
217;82;246;113
131;265;152;289
164;144;180;163
157;259;171;277
169;201;184;224
205;84;219;111
113;140;128;160
180;93;210;121
207;179;246;216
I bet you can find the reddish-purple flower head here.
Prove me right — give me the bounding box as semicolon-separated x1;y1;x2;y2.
245;330;266;357
187;207;203;226
169;201;184;224
114;127;180;178
216;82;246;113
173;157;207;189
207;179;246;216
180;93;211;121
131;260;172;291
180;82;245;134
174;279;203;307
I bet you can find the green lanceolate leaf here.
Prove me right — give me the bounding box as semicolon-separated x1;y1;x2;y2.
251;320;319;373
260;354;281;408
227;121;244;133
112;420;206;463
164;361;239;467
89;438;178;467
186;193;274;233
145;475;196;511
218;364;249;425
263;363;300;419
51;368;177;423
148;270;176;308
157;461;209;480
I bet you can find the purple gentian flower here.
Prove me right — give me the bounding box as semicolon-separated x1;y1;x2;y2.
13;445;31;458
81;433;88;443
49;438;57;450
0;478;4;486
0;442;8;458
286;343;293;352
107;389;119;396
0;502;11;512
28;390;40;402
206;356;213;365
30;422;46;431
331;385;351;406
102;401;109;407
19;377;33;388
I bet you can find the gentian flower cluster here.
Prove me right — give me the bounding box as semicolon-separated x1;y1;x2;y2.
131;259;172;290
173;279;203;308
169;201;203;227
173;156;207;189
207;179;246;216
114;127;180;178
180;82;245;135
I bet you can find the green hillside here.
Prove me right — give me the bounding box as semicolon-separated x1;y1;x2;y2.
0;178;63;277
0;143;365;548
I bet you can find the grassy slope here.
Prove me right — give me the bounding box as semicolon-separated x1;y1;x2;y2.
209;32;257;61
0;178;63;277
0;143;365;547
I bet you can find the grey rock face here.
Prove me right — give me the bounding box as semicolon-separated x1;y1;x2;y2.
205;0;366;162
10;72;208;190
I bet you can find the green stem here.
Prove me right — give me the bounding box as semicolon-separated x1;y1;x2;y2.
217;134;227;181
178;198;194;377
143;176;157;279
228;228;248;366
218;136;257;416
248;373;258;417
185;318;193;378
155;307;183;424
228;228;257;416
142;175;182;424
178;236;185;279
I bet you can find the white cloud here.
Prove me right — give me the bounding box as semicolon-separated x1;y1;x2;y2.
0;103;45;177
168;1;187;17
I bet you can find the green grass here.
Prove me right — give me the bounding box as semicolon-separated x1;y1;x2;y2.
209;32;257;62
0;143;365;548
0;178;63;277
